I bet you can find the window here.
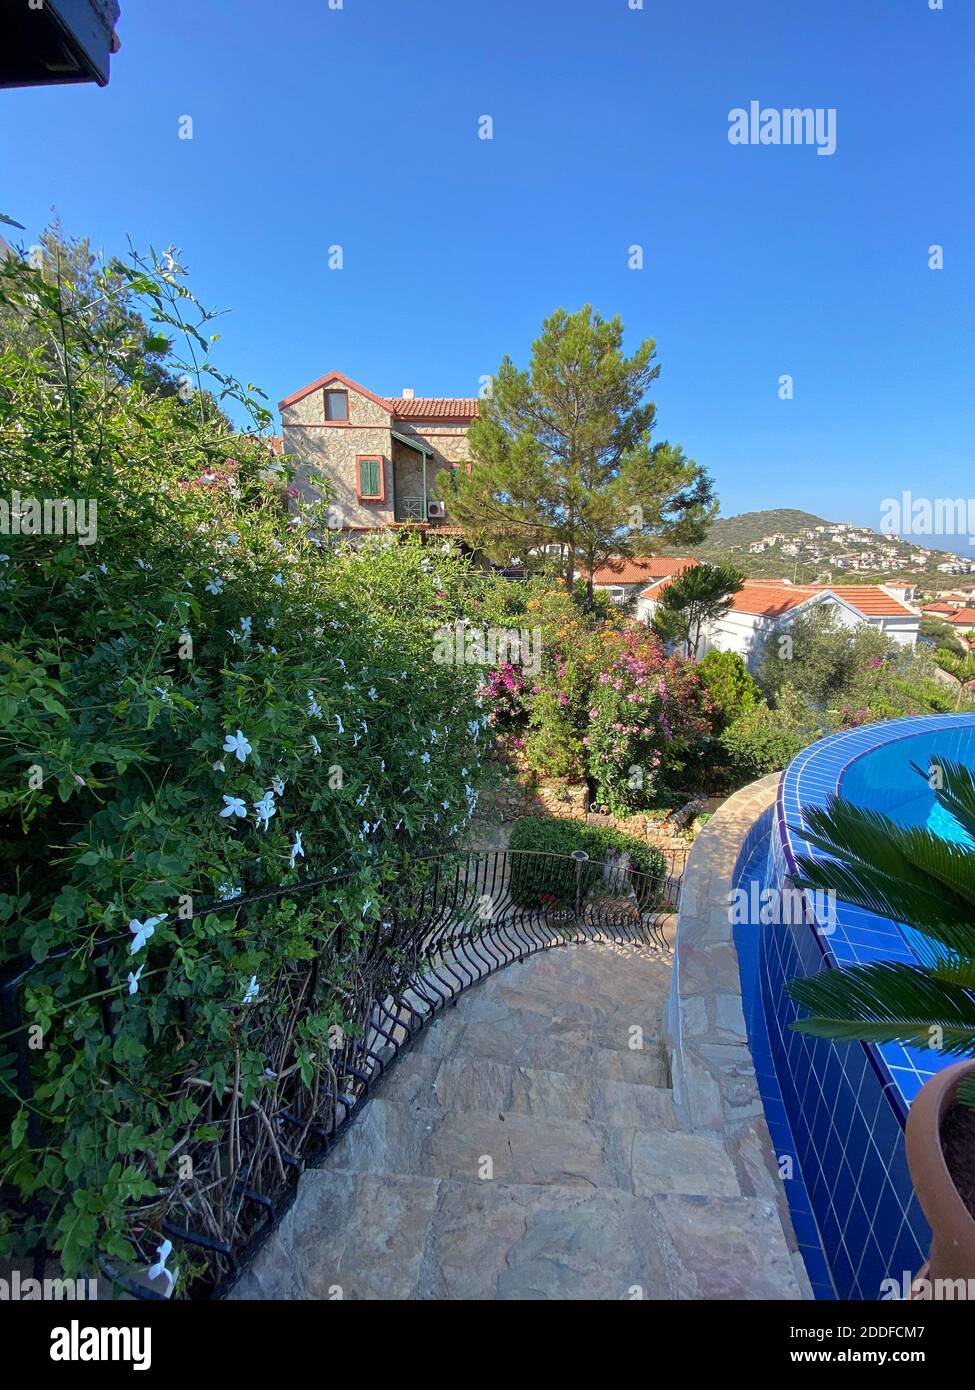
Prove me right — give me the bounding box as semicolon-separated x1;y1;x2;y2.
356;455;384;502
324;389;349;421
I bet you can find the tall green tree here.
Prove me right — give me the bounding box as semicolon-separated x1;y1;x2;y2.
650;561;744;656
438;306;716;599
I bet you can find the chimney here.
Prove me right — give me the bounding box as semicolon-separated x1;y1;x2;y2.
402;388;415;399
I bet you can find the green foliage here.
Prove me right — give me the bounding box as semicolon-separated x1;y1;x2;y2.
437;305;716;589
696;650;760;731
786;758;975;1095
0;239;490;1285
922;617;967;657
507;815;667;908
755;604;962;723
650;562;744;654
718;687;818;783
756;606;894;708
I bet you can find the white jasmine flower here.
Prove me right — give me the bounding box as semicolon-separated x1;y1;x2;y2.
205;576;224;595
148;1239;177;1298
129;915;164;955
126;965;145;995
271;774;286;796
309;734;322;755
253;792;276;832
289;832;304;869
223;729;252;764
243;975;260;1004
334;713;344;735
419;752;430;764
272;572;283;586
217;883;242;901
220;794;247;819
307;691;322;717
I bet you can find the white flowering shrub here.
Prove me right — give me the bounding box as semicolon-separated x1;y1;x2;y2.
0;240;487;1287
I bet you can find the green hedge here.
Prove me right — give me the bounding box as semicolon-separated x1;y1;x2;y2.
506;816;667;909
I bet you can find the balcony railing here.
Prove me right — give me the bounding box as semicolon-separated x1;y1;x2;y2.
0;845;686;1299
395;495;425;522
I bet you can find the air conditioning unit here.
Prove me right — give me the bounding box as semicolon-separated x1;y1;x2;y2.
427;500;446;520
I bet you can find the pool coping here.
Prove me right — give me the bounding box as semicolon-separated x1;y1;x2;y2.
664;771;813;1300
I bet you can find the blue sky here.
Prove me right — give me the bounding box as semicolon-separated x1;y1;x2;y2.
2;0;972;545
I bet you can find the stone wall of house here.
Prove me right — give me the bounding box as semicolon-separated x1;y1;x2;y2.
282;390;474;532
282;382;394;530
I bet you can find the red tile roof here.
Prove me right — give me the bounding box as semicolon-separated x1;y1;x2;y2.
946;608;975;625
921;602;957;615
827;586;917;616
725;581;917;620
278;371;479;422
726;583;817;617
385;397;479;420
591;556;699;586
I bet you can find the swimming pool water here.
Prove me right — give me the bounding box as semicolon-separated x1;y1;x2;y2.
840;732;975;849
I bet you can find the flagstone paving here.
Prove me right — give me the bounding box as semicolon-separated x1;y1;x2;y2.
232;941;807;1301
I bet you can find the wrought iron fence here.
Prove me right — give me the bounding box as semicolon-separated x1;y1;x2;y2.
0;844;686;1300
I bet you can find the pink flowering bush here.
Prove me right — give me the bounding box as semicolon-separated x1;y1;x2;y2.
584;629;715;813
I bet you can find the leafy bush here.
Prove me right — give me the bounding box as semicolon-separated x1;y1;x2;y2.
695;649;760;731
0;239;489;1286
507;815;667;908
719;688;817;783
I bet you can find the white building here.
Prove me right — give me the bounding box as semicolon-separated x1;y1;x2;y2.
635;578;920;670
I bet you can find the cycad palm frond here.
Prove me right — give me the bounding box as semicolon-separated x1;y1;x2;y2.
787;961;975;1055
925;756;975;842
786;756;975;1075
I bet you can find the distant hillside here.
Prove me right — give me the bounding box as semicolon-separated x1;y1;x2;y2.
690;509;830;556
661;508;974;587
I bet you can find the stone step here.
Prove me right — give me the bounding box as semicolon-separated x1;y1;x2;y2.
326;1093;743;1202
386;1050;680;1131
412;1009;671;1087
231;1171;804;1302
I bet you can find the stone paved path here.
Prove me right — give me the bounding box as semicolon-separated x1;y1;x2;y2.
232;941;802;1300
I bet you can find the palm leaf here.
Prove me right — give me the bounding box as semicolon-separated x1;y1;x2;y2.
792;853;975;958
926;757;975;842
787;961;975;1055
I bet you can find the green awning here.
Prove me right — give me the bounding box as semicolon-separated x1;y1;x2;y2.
391;429;434;457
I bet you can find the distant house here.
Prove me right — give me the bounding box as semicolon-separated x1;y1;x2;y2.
944;609;975;637
587;556;699;606
279;371;478;538
880;581;921;605
636;579;919;669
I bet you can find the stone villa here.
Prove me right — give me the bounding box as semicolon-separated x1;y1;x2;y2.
279;370;478;535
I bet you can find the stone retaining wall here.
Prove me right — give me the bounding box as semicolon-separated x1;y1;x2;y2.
664;771;813;1298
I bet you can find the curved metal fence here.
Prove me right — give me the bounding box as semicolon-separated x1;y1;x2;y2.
0;844;686;1300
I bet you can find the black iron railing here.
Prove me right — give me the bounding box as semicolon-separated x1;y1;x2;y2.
0;845;686;1299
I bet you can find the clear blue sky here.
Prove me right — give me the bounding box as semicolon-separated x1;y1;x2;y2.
2;0;972;543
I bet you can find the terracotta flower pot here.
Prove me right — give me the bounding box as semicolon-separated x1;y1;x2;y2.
905;1059;975;1290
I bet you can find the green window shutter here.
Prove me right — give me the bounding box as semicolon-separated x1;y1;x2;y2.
359;458;381;497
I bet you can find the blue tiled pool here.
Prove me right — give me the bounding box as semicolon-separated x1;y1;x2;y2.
734;713;975;1300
